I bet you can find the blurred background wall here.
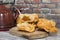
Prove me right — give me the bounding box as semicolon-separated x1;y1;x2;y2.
0;0;60;28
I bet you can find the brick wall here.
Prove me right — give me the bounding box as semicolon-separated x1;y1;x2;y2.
16;0;60;27
15;0;60;14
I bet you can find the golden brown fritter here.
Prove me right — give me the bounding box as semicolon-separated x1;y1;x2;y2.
16;14;38;23
16;16;24;24
16;13;58;34
37;18;58;33
17;22;36;32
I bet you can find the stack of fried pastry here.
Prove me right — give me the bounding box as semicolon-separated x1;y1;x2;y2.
16;14;58;34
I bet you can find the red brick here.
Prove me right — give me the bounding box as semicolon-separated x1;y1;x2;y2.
30;4;39;8
24;0;31;4
51;0;60;3
22;4;29;8
52;9;60;14
39;4;46;8
31;0;41;3
26;4;31;8
16;4;23;8
57;3;60;8
33;8;41;13
46;4;56;8
16;4;30;9
21;9;33;13
39;4;56;8
17;0;24;4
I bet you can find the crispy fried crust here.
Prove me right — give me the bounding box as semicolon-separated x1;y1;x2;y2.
16;14;58;34
16;14;38;23
17;22;35;32
16;17;24;24
37;18;58;33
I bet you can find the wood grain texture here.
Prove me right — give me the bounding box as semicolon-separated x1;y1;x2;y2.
9;27;48;39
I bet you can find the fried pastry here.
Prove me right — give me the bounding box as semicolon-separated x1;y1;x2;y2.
16;16;24;24
17;22;35;32
16;14;38;23
37;18;58;33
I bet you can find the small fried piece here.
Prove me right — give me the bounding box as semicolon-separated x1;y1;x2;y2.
17;14;38;23
16;16;24;24
17;22;35;32
37;18;58;33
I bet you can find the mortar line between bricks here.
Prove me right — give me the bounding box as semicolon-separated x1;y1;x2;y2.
38;14;60;15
